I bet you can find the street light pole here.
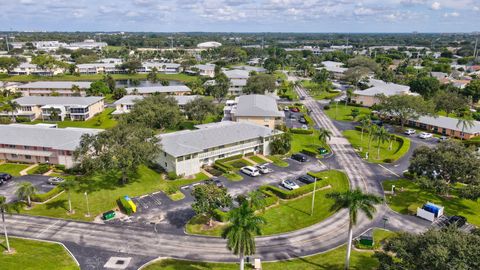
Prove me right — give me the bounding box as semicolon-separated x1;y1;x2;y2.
84;192;90;217
311;177;317;216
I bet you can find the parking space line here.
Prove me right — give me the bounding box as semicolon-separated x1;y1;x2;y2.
378;164;400;177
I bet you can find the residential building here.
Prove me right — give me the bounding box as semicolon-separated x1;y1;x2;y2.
318;61;347;78
138;62;182;74
13;96;104;121
352;79;417;107
430;72;448;80
157;121;281;176
16;81;91;97
76;63;123;74
223;95;284;129
9;62;64;76
193;64;216;78
125;85;192;96
408;115;480;140
113;95;198;114
0;124;101;168
223;69;250;95
232;65;267;73
197;41;222;49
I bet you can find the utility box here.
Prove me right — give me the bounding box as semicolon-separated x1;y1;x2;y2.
103;210;116;220
359;235;374;247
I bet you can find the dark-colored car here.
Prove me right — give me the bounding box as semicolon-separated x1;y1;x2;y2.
372;120;383;126
213;179;224;188
446;216;467;228
290;107;300;113
299;117;307;124
291;153;308;162
297;174;317;184
0;173;13;182
318;147;329;155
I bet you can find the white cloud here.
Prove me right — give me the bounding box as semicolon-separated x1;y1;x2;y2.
354;7;378;16
431;1;441;9
473;6;479;11
443;11;460;16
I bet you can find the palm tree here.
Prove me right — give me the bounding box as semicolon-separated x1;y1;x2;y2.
247;190;267;212
222;202;266;270
15;182;37;207
367;124;378;154
456;117;475;140
59;178;77;214
345;88;354;107
374;127;390;159
0;196;20;253
327;189;383;270
388;134;395;150
359;117;371;143
318;128;333;144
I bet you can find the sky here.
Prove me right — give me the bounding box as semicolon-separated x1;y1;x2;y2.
1;0;479;32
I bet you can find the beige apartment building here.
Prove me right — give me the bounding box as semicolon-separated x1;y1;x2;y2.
16;81;92;97
223;95;284;129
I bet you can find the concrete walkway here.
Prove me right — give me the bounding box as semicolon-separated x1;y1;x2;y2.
20;164;37;176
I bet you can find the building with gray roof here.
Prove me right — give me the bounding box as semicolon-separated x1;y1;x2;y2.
157;121;281;176
224;95;284;129
16;81;92;97
0;124;101;168
113;95;198;114
408;115;480;140
125;85;191;96
352;79;417;107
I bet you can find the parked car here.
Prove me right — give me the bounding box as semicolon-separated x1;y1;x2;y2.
301;124;308;130
318;147;329;155
297;174;317;184
446;215;467;228
0;173;13;182
438;136;448;142
300;96;306;100
372;120;383;126
419;132;433;139
289;114;297;120
240;166;260;177
283;107;290;111
47;177;65;185
291;153;308;162
290;107;300;112
299;117;307;124
404;129;416;135
213;179;224;188
256;164;272;174
281;179;299;190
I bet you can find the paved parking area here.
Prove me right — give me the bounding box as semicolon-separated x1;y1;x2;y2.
132;192;164;212
284;110;307;129
0;175;54;202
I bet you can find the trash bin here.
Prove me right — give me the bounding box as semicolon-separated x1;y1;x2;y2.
359;235;374;246
103;210;116;220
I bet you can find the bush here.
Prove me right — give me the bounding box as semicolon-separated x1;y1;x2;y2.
204;166;223;177
301;148;317;157
217;154;243;163
290;128;314;134
165;184;178;195
0;117;11;124
117;197;133;215
15;117;31;123
31;186;62;202
54;164;66;171
167;171;179;180
229;160;249;169
214;162;233;173
323;105;330;110
384;158;393;163
407;203;421;215
33;164;51;175
213;208;228;222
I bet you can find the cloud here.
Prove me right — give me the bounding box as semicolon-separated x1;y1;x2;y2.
431;2;441;10
443;11;460;16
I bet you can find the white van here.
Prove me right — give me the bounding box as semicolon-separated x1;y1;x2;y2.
240;166;261;177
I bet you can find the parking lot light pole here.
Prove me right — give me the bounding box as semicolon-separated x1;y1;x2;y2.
85;192;90;217
311;177;317;216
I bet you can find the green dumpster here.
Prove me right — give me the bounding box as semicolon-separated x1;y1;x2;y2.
103;210;116;220
359;235;374;247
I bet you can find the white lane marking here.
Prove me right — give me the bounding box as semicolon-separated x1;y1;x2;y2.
379;164;401;177
35;220;61;238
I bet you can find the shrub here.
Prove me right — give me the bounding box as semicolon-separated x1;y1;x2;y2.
260;180;328;200
213;208;228;222
0;117;11;124
217;154;243;163
15;117;31;123
33;164;51;175
229;160;249;169
384;158;393;163
290;128;314;134
301;148;317;157
204;166;223;177
324;105;330;110
167;171;178;180
54;164;66;171
165;184;178;195
31;186;62;202
117;197;133;215
214;162;233;173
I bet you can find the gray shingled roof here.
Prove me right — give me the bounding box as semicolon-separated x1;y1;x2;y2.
233;95;284;117
158;121;280;157
413;115;480;134
18;81;92;89
125;85;191;94
223;69;250;79
0;124;101;151
114;95;199;106
14;96;103;107
354;79;412;97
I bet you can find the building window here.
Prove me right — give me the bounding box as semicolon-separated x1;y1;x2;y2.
25;155;31;159
11;154;18;158
24;146;30;150
164;162;167;168
9;145;16;148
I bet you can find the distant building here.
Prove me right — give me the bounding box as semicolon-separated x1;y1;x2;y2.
0;124;101;168
318;61;347;78
16;81;92;97
125;85;192;96
408;115;480;140
193;64;216;78
223;95;284;129
12;96;104;121
197;41;222;49
352;79;417;107
9;63;64;76
76;63;123;74
113;95;198;114
223;69;250;96
138;62;182;74
156;121;281;176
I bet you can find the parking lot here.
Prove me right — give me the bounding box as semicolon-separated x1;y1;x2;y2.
0;175;55;203
284;109;308;129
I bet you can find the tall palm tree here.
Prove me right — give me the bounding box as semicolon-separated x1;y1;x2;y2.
345;88;354;107
327;189;383;270
359;117;371;143
367;124;378;154
318;128;333;144
59;178;77;214
0;196;19;253
456;117;475;140
222;202;266;270
15;182;37;207
374;127;390;159
247;190;267;212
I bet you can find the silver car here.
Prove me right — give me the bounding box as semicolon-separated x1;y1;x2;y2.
47;177;65;185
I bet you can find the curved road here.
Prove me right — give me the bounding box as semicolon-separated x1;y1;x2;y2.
4;79;430;268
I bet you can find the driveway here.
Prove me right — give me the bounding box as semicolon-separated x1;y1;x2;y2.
0;175;53;203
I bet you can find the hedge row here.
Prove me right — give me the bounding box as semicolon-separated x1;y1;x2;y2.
301;148;317;157
216;154;244;163
31;186;62;202
260;179;328;200
117;197;134;215
213;208;228;222
290;128;314;134
213;162;234;173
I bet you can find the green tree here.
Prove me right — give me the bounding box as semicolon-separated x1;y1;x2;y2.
270;133;292;155
1;100;19;122
71;84;82;96
102;74;116;92
374;127;390;159
243;74;276;94
31;54;67;75
191;182;232;227
15;182;37;207
74;123;160;184
462;79;480;103
347;56;380;73
377;94;435;128
296;60;314;77
147;67;158;83
222;201;266;270
160;79;170;86
359;116;371;143
207;73;229;101
0;196;20;253
344;66;370;87
375;228;480;270
88;81;110;96
409;76;440;98
456;115;476;140
59;178;77;214
312;68;330;84
184;97;216;122
350;108;359;119
318;128;332;144
432;90;467;116
246;190;267;212
0;57;19;73
119;59;142;74
327;189;382;270
112;87;127;100
47;107;60;121
367;124;378;154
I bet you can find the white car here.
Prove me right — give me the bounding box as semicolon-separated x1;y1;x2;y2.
404;129;416;135
256;164;272;174
419;132;433;139
281;179;299;190
240;166;260;177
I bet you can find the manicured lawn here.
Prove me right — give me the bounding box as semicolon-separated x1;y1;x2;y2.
249;155;268;164
302;81;341;100
343;130;410;163
28;108;117;129
188;170;349;236
0;237;79;270
144;245;378;270
267;156;289;167
290;130;330;156
0;73;197;83
186;215;229;237
383;179;480;226
0;163;30;177
225;158;254;169
23;166;207;221
324;104;371;121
